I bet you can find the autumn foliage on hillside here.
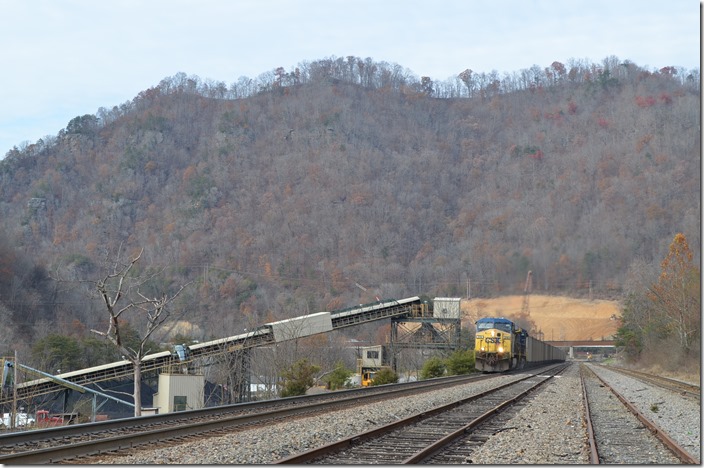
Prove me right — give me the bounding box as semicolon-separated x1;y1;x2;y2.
0;56;699;360
617;233;700;370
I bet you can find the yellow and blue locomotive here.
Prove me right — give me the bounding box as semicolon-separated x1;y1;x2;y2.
474;317;566;372
474;317;527;372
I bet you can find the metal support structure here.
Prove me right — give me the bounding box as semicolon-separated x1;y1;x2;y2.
90;395;110;422
235;348;252;403
1;358;134;426
11;351;17;430
15;362;135;411
388;317;462;371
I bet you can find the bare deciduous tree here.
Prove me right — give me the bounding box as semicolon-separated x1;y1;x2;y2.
90;247;191;416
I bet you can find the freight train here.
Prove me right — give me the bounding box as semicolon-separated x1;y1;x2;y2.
474;317;565;372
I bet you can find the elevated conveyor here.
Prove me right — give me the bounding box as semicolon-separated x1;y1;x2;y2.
2;297;422;405
330;296;422;327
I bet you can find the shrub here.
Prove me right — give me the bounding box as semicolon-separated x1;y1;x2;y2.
370;367;398;386
323;362;353;390
420;357;446;379
446;349;475;375
280;359;321;397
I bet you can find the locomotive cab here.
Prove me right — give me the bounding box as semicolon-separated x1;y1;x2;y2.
474;317;526;372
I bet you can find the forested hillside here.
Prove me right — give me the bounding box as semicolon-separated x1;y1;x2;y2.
0;56;699;359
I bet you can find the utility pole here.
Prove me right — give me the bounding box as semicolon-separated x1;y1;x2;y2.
11;350;17;430
589;280;593;301
520;271;533;317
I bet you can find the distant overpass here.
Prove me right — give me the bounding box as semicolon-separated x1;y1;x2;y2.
545;340;617;359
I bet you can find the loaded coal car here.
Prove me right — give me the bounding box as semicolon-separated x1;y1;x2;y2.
474;317;565;372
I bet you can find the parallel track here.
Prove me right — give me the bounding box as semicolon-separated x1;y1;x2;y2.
581;364;698;464
0;373;489;464
599;364;700;402
276;363;567;464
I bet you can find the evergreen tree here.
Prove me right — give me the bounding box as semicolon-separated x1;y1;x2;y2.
280;358;320;397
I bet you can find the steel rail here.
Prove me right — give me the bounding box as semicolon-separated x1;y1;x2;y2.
0;373;487;464
402;364;567;464
579;364;601;464
275;363;567;464
0;372;485;446
2;402;343;464
599;364;700;401
587;365;698;465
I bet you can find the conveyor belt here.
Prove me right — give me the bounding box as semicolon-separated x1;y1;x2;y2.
1;297;422;405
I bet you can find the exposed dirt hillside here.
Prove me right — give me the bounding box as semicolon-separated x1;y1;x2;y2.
461;295;621;341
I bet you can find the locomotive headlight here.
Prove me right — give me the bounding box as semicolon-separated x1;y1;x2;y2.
498;346;504;353
491;330;495;337
480;346;485;351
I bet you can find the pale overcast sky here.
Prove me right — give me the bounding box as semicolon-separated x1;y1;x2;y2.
0;0;699;157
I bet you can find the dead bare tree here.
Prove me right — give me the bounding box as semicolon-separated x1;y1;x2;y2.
89;247;191;416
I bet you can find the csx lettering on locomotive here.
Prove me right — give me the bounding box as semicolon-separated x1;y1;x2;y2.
474;316;566;372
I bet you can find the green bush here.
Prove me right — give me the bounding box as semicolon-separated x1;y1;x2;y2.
323;362;353;390
280;359;321;397
370;367;399;385
420;356;446;379
446;349;475;375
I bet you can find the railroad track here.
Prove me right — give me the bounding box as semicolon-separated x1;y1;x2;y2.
0;373;490;464
580;364;698;464
599;364;700;402
275;363;568;464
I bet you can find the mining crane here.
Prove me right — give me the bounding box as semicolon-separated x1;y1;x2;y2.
520;270;532;317
520;270;544;340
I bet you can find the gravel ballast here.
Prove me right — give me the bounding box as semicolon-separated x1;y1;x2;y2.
87;373;526;464
85;362;700;464
587;364;700;463
467;363;589;464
